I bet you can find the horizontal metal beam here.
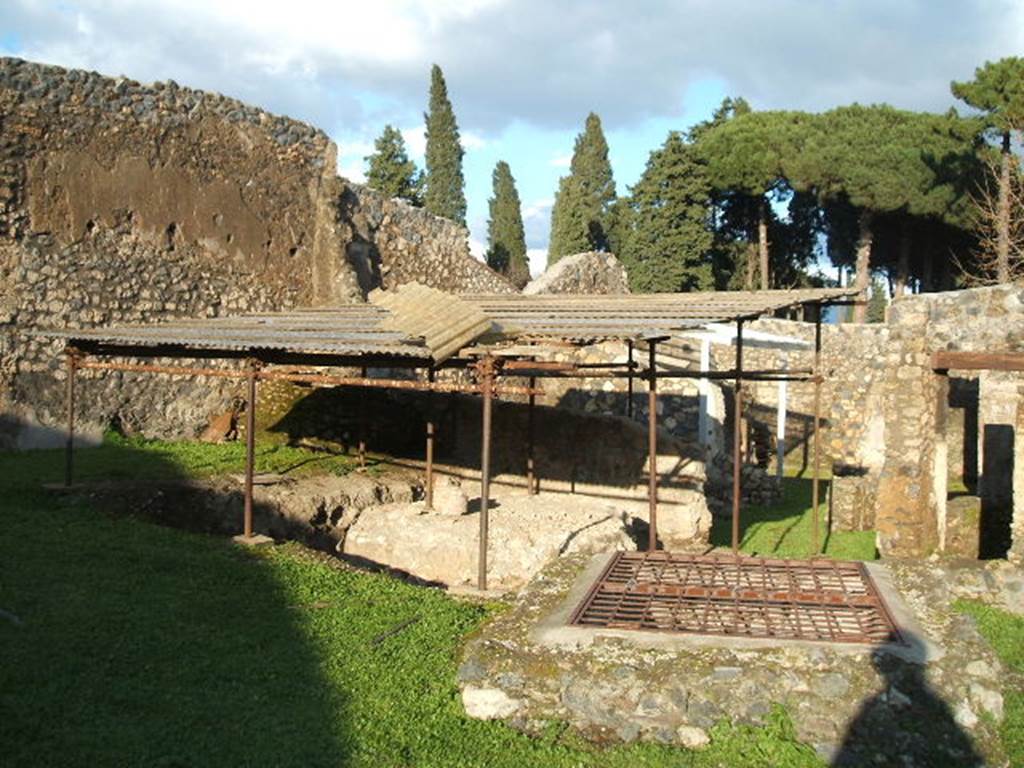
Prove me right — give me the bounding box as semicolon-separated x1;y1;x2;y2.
932;350;1024;372
76;359;544;396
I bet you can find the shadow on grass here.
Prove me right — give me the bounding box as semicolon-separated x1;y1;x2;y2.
0;443;350;767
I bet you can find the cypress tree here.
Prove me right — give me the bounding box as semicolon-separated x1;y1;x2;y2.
621;132;714;292
364;125;422;205
486;161;530;288
547;112;616;265
423;64;467;224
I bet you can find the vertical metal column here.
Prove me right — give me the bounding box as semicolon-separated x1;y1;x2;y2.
647;341;659;551
732;320;745;555
425;368;435;510
627;340;635;419
358;366;367;468
243;359;259;539
478;358;495;591
527;375;537;495
811;306;823;556
64;350;78;487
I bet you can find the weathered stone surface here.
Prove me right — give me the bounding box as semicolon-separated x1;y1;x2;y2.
343;491;637;590
0;57;513;450
458;555;1010;764
429;475;468;516
523;251;629;295
461;686;523;719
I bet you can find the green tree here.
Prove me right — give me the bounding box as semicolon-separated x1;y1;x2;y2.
952;57;1024;283
486;161;530;288
621;132;714;292
697;110;811;289
548;113;617;264
866;278;888;323
364;125;422;205
423;64;466;224
796;105;982;319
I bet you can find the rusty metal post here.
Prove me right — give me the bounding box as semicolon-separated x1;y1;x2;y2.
358;365;367;467
243;359;259;539
732;320;745;555
64;351;78;487
648;341;659;551
478;358;495;591
527;374;537;495
425;368;435;510
811;306;823;556
627;340;635;419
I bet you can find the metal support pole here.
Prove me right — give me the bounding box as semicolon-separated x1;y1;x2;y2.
358;366;367;467
478;358;495;591
627;340;634;419
811;307;823;556
425;368;435;510
732;320;744;555
64;351;78;487
648;341;659;551
243;359;259;539
527;374;536;495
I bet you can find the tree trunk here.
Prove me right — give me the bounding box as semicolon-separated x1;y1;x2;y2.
894;218;911;297
744;242;756;290
758;197;769;290
997;130;1011;283
852;210;873;323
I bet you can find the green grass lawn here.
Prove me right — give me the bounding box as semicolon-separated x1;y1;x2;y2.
0;440;827;767
710;474;878;561
955;601;1024;764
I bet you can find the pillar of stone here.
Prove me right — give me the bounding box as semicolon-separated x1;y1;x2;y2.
874;303;942;557
1010;383;1024;564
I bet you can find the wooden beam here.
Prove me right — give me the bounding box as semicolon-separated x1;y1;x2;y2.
931;351;1024;372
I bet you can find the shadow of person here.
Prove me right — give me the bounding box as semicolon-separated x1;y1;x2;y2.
832;630;984;767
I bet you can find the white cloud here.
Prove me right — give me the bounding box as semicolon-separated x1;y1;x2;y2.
337;161;366;183
522;198;554;220
550;153;571;168
526;248;547;278
461;130;487;150
468;236;486;259
400;127;427;159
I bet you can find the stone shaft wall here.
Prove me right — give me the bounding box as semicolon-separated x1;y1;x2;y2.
0;58;511;448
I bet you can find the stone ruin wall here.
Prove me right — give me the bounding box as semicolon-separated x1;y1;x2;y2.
711;286;1023;559
0;58;513;449
339;182;514;296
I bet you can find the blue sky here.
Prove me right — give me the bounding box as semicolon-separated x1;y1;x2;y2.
2;1;1022;276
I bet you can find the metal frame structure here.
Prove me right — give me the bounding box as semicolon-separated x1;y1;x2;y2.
44;286;858;591
568;551;901;644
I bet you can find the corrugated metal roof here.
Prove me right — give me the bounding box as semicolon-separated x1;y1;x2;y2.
462;288;857;342
34;287;858;363
37;307;431;359
370;283;494;363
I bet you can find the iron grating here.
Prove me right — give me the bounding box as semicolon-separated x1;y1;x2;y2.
569;552;901;645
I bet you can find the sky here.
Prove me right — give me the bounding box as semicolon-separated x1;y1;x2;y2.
2;1;1023;277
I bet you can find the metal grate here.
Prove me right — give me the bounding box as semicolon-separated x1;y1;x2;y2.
569;552;901;645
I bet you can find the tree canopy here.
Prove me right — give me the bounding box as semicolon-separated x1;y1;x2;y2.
548;113;617;264
486;161;530;288
364;125;422;205
621;131;713;292
423;64;467;225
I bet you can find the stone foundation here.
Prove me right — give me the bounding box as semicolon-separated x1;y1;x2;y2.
459;554;1011;765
